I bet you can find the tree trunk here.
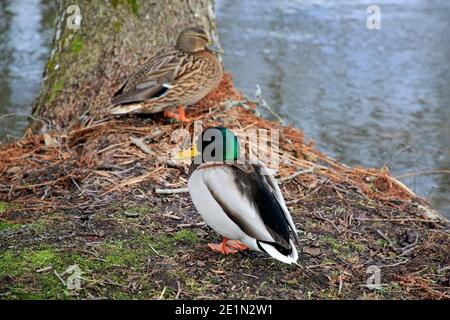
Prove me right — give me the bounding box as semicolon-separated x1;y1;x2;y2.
30;0;218;133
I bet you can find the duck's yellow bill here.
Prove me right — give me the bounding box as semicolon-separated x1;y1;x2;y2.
175;144;199;160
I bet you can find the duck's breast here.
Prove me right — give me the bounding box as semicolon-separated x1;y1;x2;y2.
188;170;242;238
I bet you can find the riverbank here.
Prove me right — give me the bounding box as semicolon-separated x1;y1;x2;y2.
0;74;449;299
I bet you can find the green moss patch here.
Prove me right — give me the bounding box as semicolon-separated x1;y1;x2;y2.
0;201;9;213
47;77;65;104
70;36;84;54
174;229;199;245
0;221;22;232
110;0;140;16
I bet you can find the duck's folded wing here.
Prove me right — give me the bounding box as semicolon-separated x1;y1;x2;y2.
111;51;186;106
200;165;291;250
252;160;301;247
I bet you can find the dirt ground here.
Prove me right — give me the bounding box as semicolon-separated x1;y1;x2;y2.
1;74;449;300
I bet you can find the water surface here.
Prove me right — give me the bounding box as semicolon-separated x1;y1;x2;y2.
216;0;450;217
0;0;54;141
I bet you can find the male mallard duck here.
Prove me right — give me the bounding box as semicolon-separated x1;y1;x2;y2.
180;127;301;265
109;27;223;122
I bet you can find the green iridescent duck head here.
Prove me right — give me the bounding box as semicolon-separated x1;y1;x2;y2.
176;127;239;163
195;127;239;163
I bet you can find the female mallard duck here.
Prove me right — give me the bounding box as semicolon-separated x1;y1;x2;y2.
109;27;223;122
180;127;301;265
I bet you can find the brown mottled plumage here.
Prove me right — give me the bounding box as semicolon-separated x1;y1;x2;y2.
109;27;223;121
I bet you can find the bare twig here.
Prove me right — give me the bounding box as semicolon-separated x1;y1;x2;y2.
338;274;343;295
155;187;188;194
53;270;66;286
280;166;317;182
158;286;167;300
98;142;126;154
396;169;450;179
130;136;153;154
376;229;399;252
438;266;450;273
36;266;53;273
176;222;205;228
175;281;182;300
148;243;169;258
356;217;437;223
162;213;182;220
381;259;410;267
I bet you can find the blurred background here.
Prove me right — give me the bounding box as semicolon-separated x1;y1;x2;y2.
0;0;449;217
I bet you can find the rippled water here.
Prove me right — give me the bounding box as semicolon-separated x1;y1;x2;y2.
0;0;54;140
216;0;450;217
0;0;449;217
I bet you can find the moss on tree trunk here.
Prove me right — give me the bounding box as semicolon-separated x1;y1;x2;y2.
30;0;218;133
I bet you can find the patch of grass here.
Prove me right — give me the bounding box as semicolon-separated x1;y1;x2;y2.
320;257;335;265
29;249;58;268
7;271;69;300
0;201;9;213
103;240;147;268
168;267;189;282
0;221;22;232
0;246;85;277
352;242;366;253
151;234;177;253
0;248;59;278
0;247;65;299
375;239;388;247
185;278;208;295
174;229;199;245
99;232;184;269
321;236;348;253
0;246;115;299
0;250;23;277
123;205;152;216
0;219;49;236
28;220;48;233
321;236;366;254
320;287;339;299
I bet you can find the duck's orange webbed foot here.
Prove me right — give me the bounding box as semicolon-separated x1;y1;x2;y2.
208;237;239;255
164;105;191;123
227;240;248;251
207;238;248;255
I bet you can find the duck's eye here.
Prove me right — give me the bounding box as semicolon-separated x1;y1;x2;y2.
196;35;209;42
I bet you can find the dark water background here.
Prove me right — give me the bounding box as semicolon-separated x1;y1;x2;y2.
0;0;54;139
0;0;449;217
216;0;450;217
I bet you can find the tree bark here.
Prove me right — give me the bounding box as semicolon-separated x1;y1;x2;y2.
30;0;218;133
